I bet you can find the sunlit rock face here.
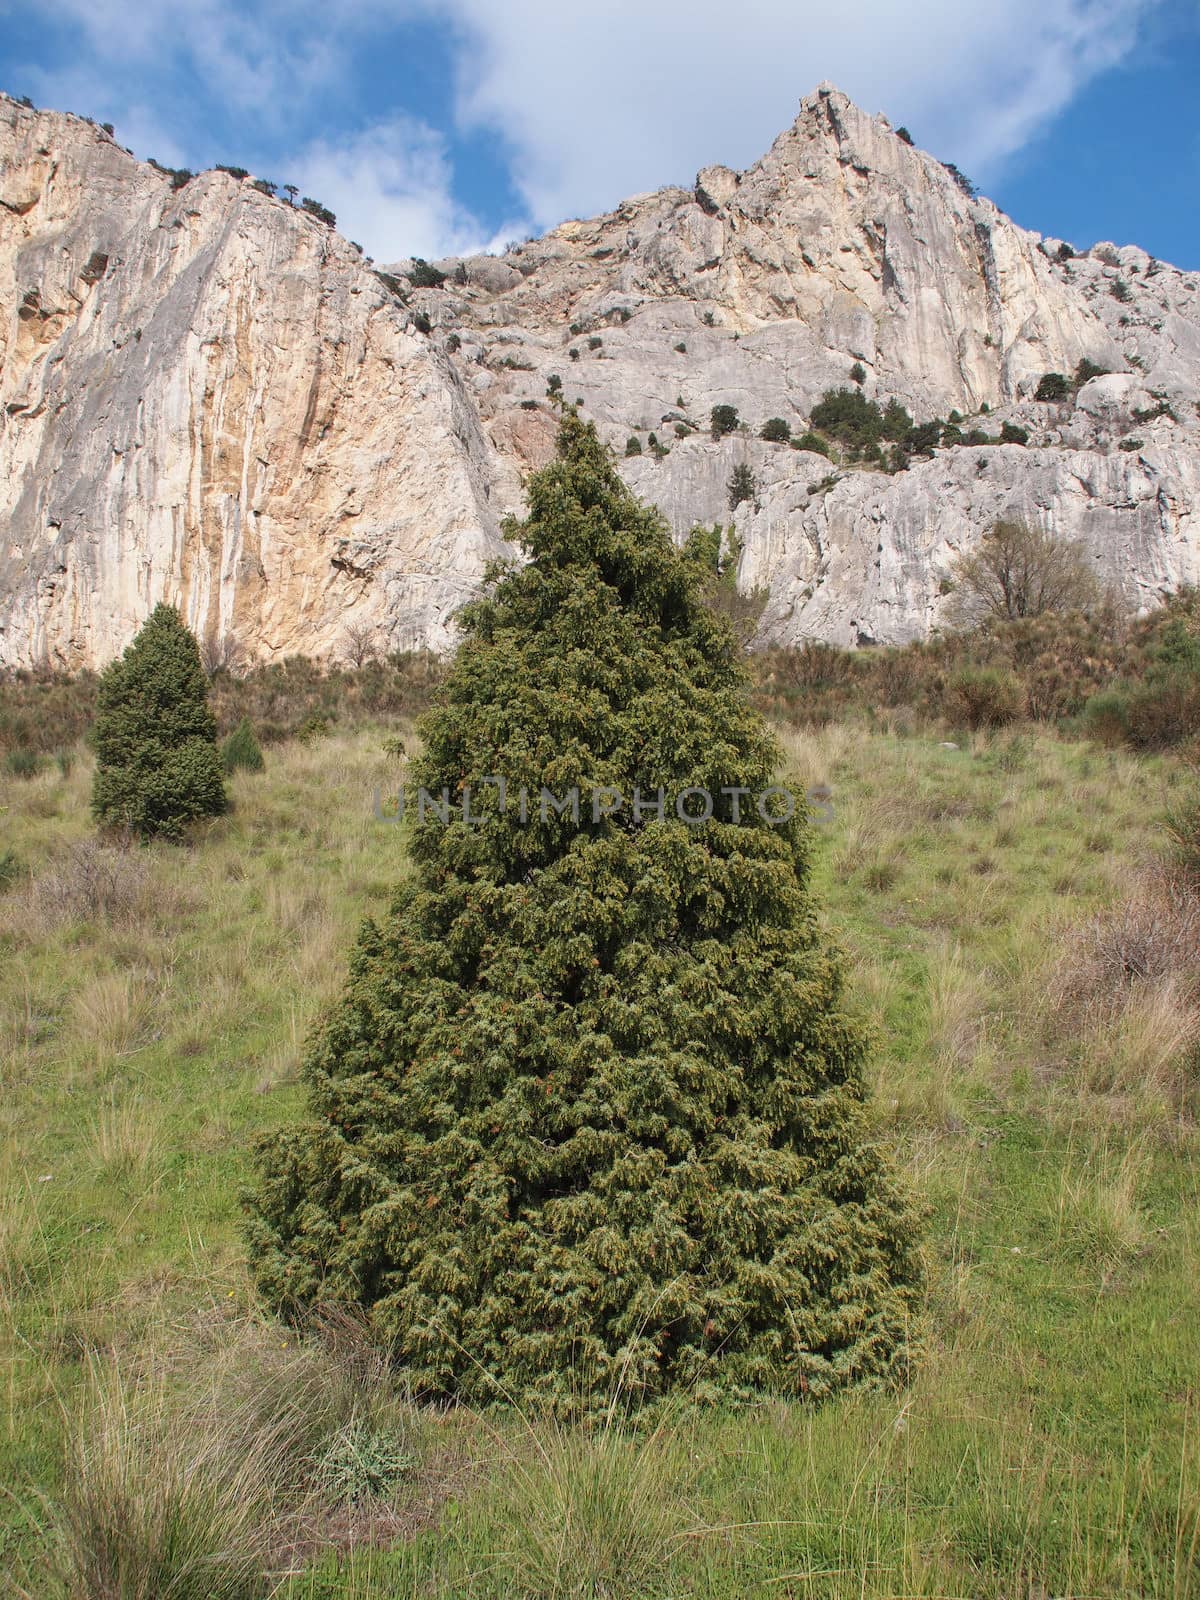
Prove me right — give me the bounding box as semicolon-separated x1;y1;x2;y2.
2;84;1198;667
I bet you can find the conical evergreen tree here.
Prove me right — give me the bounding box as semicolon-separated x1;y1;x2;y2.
247;414;921;1409
222;717;266;774
92;604;227;839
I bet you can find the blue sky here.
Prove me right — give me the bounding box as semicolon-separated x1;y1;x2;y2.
2;1;1197;270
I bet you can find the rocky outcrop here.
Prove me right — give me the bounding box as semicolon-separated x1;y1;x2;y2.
1;84;1198;668
0;97;510;670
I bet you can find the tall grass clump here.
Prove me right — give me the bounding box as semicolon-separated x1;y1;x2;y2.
41;1356;279;1600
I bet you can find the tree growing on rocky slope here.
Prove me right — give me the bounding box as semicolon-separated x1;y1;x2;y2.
246;412;922;1412
92;605;227;839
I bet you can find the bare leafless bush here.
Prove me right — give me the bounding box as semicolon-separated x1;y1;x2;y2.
200;634;248;678
1056;871;1200;1006
27;840;151;929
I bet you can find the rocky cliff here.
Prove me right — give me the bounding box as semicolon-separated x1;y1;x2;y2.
2;84;1198;668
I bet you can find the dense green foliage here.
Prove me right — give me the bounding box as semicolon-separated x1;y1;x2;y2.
222;717;265;774
1035;372;1071;402
1084;611;1200;749
300;197;336;227
808;388;913;462
247;414;922;1411
91;605;227;839
408;258;447;289
760;417;791;443
709;404;739;438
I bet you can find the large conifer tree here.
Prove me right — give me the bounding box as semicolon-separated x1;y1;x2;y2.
92;604;227;839
247;414;921;1409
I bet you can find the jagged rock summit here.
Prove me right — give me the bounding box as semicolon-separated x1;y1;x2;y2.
1;84;1198;668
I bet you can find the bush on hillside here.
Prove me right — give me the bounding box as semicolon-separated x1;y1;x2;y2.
408;258;447;288
247;411;922;1412
710;404;739;438
760;417;791;442
1034;373;1071;403
222;717;265;774
792;431;831;457
808;388;913;460
946;666;1026;729
91;605;227;840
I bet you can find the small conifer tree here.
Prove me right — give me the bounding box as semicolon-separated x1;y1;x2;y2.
92;605;227;839
247;413;921;1410
222;717;265;774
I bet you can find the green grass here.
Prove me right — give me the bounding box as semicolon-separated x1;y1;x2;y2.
1;721;1198;1596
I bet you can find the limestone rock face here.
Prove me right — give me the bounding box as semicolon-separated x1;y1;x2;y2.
1;84;1199;666
0;97;510;670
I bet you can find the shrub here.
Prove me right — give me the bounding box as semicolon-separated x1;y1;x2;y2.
0;848;19;893
546;373;562;394
296;714;331;744
30;839;150;927
999;422;1029;445
1034;373;1071;402
941;162;978;199
411;311;431;335
946;667;1026;729
588;336;602;350
446;332;461;352
1111;279;1132;303
300;197;336;227
895;126;914;145
1057;242;1076;261
91;606;227;840
710;403;739;438
760;417;791;443
407;257;446;288
1082;690;1131;746
215;164;249;181
222;718;265;774
674;342;687;353
702;310;716;326
727;462;757;510
248;410;923;1413
809;388;913;458
624;436;642;456
1075;358;1109;387
792;430;831;457
1121;671;1200;749
4;747;42;779
850;362;867;385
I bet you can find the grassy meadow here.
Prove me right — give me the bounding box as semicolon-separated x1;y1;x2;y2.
1;714;1198;1596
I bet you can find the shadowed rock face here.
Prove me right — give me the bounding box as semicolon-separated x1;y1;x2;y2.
2;84;1198;668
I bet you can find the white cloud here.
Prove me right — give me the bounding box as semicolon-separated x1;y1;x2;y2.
436;0;1158;226
14;0;1161;256
289;116;520;262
